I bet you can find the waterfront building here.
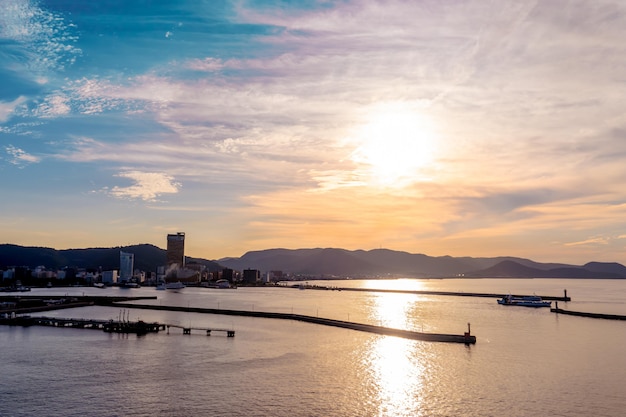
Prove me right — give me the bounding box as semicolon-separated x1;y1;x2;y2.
102;270;118;284
119;251;134;282
243;268;260;284
166;232;185;269
222;268;234;283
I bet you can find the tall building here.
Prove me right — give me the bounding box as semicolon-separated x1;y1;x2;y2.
119;251;134;282
242;268;260;284
166;232;185;268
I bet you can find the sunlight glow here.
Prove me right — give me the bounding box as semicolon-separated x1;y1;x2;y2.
367;336;423;417
350;102;438;187
363;292;428;415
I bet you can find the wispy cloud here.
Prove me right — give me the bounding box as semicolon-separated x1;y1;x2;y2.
4;145;40;167
0;96;27;122
565;237;609;247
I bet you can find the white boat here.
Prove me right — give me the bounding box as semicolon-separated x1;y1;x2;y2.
497;295;551;308
155;283;166;290
165;281;185;290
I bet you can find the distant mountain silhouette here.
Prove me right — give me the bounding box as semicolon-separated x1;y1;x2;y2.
2;244;624;278
218;248;626;278
0;244;221;273
466;260;625;279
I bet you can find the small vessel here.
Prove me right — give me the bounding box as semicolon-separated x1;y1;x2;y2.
93;282;106;288
497;295;551;308
165;281;185;290
155;282;166;290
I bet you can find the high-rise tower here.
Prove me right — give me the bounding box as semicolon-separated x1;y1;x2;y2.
119;251;134;282
166;232;185;269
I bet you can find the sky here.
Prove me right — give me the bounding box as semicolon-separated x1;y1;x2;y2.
2;0;626;265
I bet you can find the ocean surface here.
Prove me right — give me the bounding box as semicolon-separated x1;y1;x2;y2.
2;278;626;417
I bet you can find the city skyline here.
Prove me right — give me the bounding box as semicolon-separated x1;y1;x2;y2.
2;1;626;264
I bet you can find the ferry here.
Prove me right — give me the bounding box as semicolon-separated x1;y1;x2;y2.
497;295;551;308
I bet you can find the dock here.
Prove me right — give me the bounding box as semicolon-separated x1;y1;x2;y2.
113;302;475;344
164;323;235;337
0;315;234;336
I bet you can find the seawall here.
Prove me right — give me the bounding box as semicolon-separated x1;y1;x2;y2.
113;302;476;344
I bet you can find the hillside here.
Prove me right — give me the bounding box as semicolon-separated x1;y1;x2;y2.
2;244;624;278
0;244;222;273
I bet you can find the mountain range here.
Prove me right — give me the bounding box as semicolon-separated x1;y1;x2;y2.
217;248;626;278
1;244;625;279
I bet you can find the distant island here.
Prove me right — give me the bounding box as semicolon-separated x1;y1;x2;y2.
1;244;625;280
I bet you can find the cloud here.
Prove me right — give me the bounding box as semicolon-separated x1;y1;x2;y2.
565;237;610;247
0;0;81;73
4;145;41;166
108;171;181;201
0;96;27;122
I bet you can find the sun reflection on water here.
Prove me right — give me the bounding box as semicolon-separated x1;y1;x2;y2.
362;292;430;416
365;336;426;417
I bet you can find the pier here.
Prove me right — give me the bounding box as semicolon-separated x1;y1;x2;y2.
113;302;475;344
0;315;235;336
165;324;235;337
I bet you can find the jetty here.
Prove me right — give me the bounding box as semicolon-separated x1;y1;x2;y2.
0;314;235;336
551;302;626;321
165;323;235;337
113;302;475;344
0;315;163;334
295;286;572;302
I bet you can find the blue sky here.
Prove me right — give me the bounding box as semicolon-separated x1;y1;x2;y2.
2;0;626;264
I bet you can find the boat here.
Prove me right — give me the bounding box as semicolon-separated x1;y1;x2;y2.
165;281;185;290
93;283;105;288
155;282;166;290
497;295;551;308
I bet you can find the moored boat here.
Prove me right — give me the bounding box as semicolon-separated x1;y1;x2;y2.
165;281;185;290
497;295;551;308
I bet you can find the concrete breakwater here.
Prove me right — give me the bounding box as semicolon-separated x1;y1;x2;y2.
551;302;626;321
113;302;476;344
298;285;572;301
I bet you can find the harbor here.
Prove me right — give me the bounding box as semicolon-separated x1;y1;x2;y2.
2;278;626;417
1;294;474;343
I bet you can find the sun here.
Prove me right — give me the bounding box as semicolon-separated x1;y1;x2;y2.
349;102;438;187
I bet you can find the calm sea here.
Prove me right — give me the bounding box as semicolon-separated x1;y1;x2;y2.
1;278;625;417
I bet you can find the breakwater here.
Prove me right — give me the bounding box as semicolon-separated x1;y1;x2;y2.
551;302;626;321
113;302;476;344
0;295;157;314
298;285;571;301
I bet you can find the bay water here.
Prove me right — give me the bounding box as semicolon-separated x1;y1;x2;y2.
1;278;625;416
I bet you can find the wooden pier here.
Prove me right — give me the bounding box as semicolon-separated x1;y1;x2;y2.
165;324;235;337
0;315;235;336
